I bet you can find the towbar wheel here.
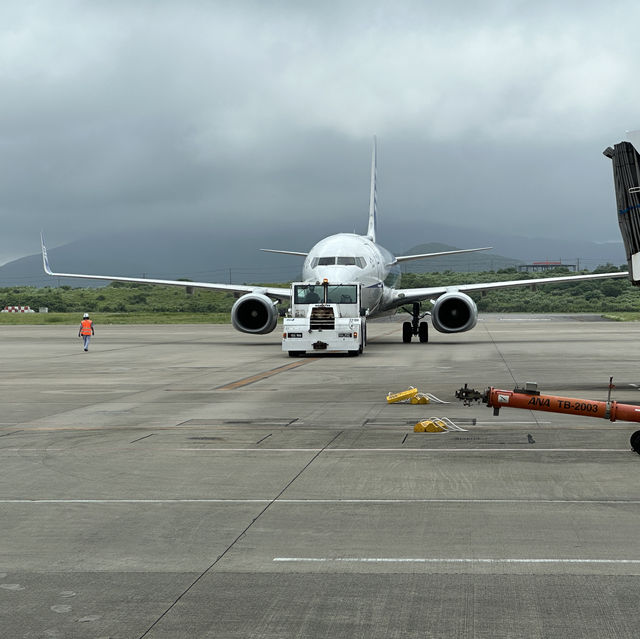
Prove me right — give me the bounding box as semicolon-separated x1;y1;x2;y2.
631;430;640;455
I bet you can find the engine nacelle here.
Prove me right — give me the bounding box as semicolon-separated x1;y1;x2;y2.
231;293;278;334
431;292;478;334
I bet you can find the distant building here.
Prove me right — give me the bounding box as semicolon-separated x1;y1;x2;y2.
518;261;577;273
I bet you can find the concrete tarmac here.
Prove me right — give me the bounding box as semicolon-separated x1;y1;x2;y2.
2;314;640;638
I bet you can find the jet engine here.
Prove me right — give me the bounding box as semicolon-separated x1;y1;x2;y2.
231;293;279;334
430;292;478;334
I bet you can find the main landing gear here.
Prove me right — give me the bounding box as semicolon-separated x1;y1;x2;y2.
401;302;429;343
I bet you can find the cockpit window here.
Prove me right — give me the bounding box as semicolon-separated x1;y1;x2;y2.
310;256;366;268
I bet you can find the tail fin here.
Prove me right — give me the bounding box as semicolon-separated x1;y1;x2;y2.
604;132;640;284
366;136;377;242
40;232;53;275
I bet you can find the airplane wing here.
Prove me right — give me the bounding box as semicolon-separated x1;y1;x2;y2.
41;235;291;300
384;270;630;308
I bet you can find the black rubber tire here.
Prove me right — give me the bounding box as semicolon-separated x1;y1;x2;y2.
630;430;640;455
288;351;304;357
418;321;429;343
402;321;412;343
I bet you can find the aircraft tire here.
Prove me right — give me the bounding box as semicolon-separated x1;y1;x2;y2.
419;321;429;343
402;322;412;343
631;430;640;455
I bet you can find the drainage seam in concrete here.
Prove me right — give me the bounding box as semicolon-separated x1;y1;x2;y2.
138;429;344;639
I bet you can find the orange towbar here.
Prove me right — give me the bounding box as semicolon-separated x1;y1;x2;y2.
485;386;640;422
455;380;640;454
456;380;640;423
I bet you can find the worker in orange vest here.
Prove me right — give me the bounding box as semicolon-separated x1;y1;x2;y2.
78;312;94;351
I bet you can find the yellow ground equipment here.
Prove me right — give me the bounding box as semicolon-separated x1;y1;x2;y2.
413;417;467;433
387;387;419;404
414;419;447;432
386;388;448;405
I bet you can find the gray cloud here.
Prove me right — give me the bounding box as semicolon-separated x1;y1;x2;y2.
1;0;638;264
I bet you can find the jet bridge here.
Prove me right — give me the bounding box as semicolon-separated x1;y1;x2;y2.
604;134;640;284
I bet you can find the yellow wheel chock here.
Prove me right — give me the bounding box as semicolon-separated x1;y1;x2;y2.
387;387;418;404
414;419;447;433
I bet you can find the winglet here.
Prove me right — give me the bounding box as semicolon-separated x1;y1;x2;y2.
366;136;377;242
40;232;53;275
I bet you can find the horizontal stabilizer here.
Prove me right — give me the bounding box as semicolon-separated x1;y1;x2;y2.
260;249;308;257
394;246;492;264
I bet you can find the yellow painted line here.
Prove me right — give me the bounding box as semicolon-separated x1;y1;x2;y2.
216;358;318;391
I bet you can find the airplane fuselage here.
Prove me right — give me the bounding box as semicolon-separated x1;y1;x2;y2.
301;233;400;315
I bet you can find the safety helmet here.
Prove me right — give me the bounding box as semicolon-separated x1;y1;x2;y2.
83;313;89;318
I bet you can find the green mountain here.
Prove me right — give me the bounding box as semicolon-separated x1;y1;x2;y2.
398;243;522;273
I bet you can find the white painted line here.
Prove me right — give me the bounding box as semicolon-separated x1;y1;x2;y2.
273;557;640;564
0;499;271;504
474;421;552;424
0;447;631;453
497;318;552;322
2;498;640;505
173;448;630;453
275;498;640;504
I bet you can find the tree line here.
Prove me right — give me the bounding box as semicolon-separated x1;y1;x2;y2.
0;265;637;314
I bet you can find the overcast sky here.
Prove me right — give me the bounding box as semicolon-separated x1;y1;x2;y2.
1;0;639;265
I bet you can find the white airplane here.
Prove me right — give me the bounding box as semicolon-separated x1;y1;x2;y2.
42;140;629;344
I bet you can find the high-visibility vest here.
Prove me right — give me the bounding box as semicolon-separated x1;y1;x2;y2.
80;319;93;335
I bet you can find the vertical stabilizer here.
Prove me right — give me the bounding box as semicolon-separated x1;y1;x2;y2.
366;136;377;242
604;133;640;284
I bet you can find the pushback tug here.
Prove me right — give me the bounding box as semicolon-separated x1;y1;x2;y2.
282;279;366;357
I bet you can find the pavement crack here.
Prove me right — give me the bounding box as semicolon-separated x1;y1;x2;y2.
130;433;155;443
138;429;343;638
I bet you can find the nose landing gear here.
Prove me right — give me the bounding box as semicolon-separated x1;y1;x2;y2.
402;302;429;343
